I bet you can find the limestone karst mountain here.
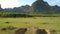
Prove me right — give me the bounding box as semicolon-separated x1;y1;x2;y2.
0;0;60;14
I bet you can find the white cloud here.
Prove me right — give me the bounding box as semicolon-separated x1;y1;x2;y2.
0;0;20;8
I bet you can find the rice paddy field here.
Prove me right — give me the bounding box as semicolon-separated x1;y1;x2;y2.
0;17;60;34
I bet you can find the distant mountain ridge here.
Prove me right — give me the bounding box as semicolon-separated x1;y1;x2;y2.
0;0;60;14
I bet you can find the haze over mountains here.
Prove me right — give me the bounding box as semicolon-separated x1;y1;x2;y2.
0;0;60;14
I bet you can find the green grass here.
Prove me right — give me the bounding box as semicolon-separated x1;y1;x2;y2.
0;17;60;34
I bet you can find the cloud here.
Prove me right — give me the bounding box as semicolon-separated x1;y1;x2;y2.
44;0;60;6
53;0;60;6
0;0;20;8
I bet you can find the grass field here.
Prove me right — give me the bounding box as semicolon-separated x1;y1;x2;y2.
0;17;60;34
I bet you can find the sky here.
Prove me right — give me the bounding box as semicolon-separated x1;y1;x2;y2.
0;0;60;8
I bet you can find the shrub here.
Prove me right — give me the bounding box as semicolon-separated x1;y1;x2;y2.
5;22;10;24
1;28;7;31
7;26;17;30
